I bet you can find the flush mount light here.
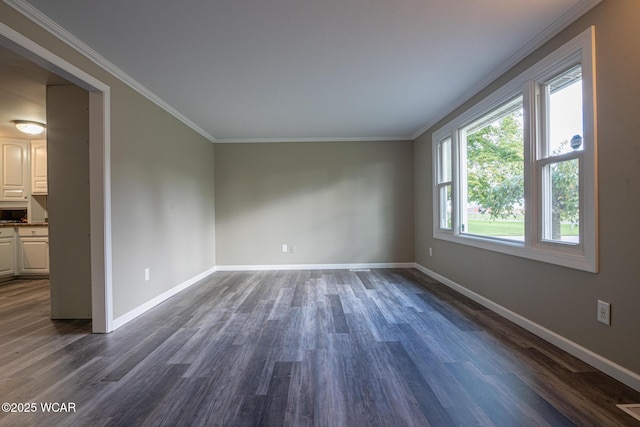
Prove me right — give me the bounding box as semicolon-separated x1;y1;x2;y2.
12;120;46;135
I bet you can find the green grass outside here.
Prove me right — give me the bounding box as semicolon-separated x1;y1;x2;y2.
467;220;578;236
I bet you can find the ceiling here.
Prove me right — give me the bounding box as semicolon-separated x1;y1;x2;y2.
0;46;48;140
3;0;598;142
0;43;73;140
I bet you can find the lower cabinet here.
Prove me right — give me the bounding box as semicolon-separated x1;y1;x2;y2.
0;226;49;278
18;226;49;275
19;238;49;274
0;234;15;277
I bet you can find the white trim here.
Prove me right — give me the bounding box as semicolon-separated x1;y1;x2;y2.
112;267;217;330
0;22;107;92
413;263;640;393
4;0;217;143
617;404;640;422
216;262;415;271
89;90;113;333
0;21;113;332
214;136;413;144
411;0;603;140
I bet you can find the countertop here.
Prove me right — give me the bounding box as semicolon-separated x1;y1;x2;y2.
0;222;48;227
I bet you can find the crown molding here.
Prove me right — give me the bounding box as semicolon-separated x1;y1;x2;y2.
410;0;603;140
214;136;413;144
3;0;217;143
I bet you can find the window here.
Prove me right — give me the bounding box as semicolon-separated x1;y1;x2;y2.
539;65;583;244
432;27;597;272
436;137;452;230
461;95;524;241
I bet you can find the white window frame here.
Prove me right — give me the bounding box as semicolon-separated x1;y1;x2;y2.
432;27;597;272
435;137;453;231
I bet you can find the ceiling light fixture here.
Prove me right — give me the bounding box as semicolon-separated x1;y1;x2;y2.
12;120;46;135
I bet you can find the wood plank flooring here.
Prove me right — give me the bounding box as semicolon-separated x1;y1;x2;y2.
1;270;639;426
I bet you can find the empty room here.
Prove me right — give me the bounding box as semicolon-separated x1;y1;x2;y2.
1;0;640;425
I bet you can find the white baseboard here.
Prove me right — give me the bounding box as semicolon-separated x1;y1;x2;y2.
414;263;640;393
112;266;217;330
215;262;415;271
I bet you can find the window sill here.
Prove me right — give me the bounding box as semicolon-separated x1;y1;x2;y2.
434;231;597;273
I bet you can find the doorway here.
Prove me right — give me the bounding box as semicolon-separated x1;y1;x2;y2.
0;23;112;332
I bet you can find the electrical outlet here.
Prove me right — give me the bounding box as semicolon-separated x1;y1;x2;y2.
597;300;610;325
281;244;288;253
144;268;150;281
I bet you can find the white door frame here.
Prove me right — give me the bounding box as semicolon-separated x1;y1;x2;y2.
0;22;113;333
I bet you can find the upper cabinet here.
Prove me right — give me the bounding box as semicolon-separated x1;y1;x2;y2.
31;140;47;195
0;139;29;201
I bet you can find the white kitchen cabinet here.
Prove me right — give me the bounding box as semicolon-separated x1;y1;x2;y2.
0;139;29;201
19;239;49;274
31;140;48;195
0;228;15;277
18;226;49;275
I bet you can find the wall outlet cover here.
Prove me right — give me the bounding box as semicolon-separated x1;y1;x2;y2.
597;300;610;325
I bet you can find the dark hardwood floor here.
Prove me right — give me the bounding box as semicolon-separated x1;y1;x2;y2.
1;270;639;426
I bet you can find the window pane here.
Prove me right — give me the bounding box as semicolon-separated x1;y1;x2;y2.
439;184;452;230
543;159;580;243
438;138;452;183
547;66;583;156
463;96;524;241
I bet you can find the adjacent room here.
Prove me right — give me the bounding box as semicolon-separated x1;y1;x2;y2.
1;0;639;425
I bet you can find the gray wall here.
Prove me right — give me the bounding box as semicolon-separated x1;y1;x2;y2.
110;85;216;318
215;141;414;266
415;0;640;374
0;4;217;320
